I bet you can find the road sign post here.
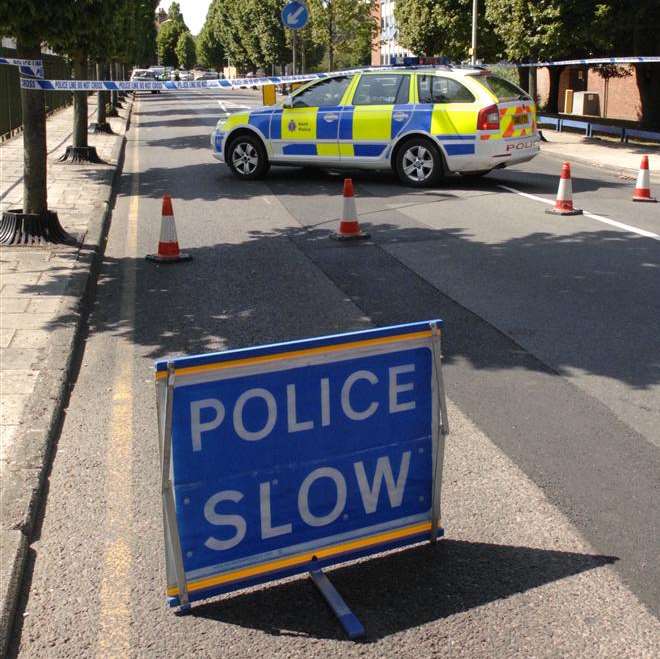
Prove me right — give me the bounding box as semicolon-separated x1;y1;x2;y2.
155;320;449;637
281;1;309;75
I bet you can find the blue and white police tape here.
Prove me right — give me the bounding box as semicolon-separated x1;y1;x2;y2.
493;56;660;68
18;67;382;92
18;55;660;93
0;57;44;78
20;75;323;92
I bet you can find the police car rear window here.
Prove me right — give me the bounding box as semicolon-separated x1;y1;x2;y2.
417;76;475;104
353;74;410;106
478;76;530;101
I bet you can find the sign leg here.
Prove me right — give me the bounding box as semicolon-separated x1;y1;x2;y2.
430;321;449;543
309;569;365;640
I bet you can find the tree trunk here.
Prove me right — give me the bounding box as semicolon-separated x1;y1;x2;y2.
635;63;660;128
528;67;538;106
110;61;118;112
546;66;564;113
96;61;107;125
73;53;88;148
17;40;47;216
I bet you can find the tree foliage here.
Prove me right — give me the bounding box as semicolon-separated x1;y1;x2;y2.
175;31;197;69
122;0;160;67
167;2;187;27
308;0;375;70
157;13;187;67
485;0;600;62
199;0;373;73
207;0;289;71
196;17;225;70
395;0;503;61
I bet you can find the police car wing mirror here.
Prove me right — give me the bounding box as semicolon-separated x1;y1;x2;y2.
283;95;293;108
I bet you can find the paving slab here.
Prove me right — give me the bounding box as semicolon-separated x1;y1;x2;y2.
541;128;660;180
0;93;133;656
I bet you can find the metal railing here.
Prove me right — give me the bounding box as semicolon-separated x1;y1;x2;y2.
538;113;660;144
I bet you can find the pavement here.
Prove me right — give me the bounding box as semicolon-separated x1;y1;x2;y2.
540;128;660;181
2;90;659;656
0;94;133;656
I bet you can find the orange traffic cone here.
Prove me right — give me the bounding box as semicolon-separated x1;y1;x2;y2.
632;155;657;202
331;178;370;241
545;162;583;216
146;194;192;263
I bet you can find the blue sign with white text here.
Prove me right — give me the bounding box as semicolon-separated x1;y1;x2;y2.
157;321;445;606
281;0;309;30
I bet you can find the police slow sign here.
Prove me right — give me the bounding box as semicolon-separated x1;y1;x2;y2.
156;321;449;617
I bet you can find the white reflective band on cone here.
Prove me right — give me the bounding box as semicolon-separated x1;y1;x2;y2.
160;215;178;244
343;196;357;222
557;177;572;201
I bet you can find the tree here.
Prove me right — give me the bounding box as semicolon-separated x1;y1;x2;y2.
308;0;375;70
167;1;186;26
157;2;188;67
157;18;186;67
0;1;116;243
395;0;503;62
196;18;225;70
485;0;602;112
589;0;660;126
49;1;121;161
204;0;290;73
175;31;197;69
123;0;160;68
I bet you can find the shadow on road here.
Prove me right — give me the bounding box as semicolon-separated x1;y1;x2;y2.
192;540;616;641
15;216;660;393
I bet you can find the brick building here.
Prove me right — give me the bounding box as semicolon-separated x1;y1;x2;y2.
371;0;413;66
536;65;644;121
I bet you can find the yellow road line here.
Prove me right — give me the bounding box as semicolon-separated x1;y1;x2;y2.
155;329;434;380
96;107;139;658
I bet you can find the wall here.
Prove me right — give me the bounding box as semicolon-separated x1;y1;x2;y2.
535;65;643;121
371;1;381;66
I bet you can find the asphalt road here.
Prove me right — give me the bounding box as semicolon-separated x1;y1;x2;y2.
11;90;660;657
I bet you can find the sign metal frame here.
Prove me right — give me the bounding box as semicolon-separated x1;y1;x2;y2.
155;320;449;634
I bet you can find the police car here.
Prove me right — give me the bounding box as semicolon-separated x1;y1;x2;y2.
210;67;540;187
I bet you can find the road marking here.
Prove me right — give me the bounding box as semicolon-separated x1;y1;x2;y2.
96;103;139;658
217;100;251;113
498;183;660;240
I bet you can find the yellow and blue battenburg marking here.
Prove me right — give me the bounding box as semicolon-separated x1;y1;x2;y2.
156;321;445;608
218;101;479;160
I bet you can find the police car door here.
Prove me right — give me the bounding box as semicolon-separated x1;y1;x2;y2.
417;74;478;167
274;76;353;163
345;73;411;162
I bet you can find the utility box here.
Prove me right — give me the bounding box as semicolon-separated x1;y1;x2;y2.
564;89;574;114
573;91;601;117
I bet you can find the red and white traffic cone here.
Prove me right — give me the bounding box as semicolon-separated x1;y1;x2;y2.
545;162;583;216
146;194;192;263
331;178;370;241
632;155;657;202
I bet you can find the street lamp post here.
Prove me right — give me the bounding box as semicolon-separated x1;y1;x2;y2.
471;0;478;65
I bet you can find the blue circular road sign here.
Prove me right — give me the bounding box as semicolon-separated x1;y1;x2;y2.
281;1;309;30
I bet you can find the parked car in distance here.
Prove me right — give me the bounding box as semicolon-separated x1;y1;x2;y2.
179;70;193;81
130;68;160;94
194;70;219;80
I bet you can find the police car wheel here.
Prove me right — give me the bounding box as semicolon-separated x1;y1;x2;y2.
395;138;442;187
227;135;269;180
